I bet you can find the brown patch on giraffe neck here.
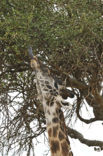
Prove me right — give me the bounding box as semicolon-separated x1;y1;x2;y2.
51;140;60;154
53;125;59;137
46;97;54;106
52;117;59;123
61;141;69;156
48;128;52;137
58;131;65;141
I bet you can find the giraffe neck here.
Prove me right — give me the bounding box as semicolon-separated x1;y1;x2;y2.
45;100;73;156
35;70;73;156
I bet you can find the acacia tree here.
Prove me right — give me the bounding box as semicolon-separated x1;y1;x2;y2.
0;0;103;155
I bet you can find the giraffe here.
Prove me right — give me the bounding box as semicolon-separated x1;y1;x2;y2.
28;48;73;156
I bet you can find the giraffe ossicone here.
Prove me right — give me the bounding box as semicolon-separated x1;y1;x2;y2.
29;48;73;156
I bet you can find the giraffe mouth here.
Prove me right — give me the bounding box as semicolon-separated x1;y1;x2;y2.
28;47;34;59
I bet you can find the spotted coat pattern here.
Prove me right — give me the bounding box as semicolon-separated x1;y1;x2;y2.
30;56;73;156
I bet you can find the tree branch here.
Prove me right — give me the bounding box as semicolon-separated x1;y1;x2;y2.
76;96;100;124
66;76;103;121
67;127;103;149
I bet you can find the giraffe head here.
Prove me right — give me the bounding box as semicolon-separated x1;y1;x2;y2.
30;56;50;75
28;47;50;74
30;56;40;70
28;47;40;70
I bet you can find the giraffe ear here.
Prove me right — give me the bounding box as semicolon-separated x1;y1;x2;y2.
54;77;63;89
